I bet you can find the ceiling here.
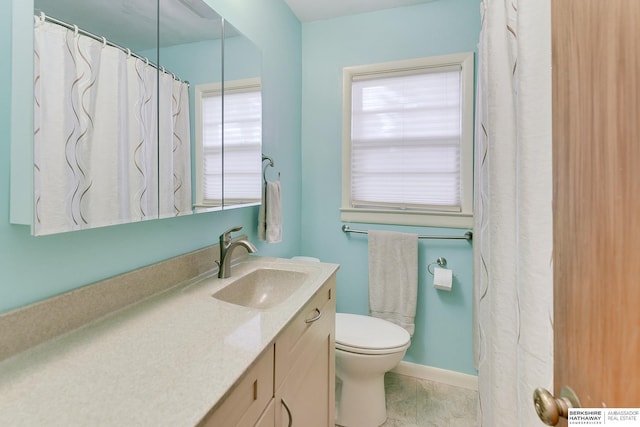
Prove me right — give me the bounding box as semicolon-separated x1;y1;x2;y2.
284;0;437;22
34;0;439;51
35;0;229;52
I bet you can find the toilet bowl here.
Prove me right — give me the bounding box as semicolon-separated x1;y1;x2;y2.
335;313;411;427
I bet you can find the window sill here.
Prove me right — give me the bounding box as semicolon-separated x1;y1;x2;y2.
340;208;473;229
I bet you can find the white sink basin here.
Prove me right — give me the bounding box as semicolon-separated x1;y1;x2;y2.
212;268;308;309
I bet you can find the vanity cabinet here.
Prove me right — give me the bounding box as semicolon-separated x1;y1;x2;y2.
199;275;336;427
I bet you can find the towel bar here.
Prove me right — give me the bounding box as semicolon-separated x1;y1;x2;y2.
341;225;472;241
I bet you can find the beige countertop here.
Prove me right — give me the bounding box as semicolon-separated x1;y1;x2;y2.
0;256;339;426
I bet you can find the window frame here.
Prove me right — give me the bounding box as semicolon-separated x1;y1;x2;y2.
194;81;222;208
341;52;475;228
194;77;262;208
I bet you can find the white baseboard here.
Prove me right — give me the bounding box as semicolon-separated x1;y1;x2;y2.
391;361;478;391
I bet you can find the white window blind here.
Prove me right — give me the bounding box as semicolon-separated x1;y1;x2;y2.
223;86;262;205
350;67;462;212
201;93;223;203
197;80;262;205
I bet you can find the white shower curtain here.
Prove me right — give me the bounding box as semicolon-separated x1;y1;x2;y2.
473;1;553;426
128;53;159;222
159;73;192;218
33;17;191;235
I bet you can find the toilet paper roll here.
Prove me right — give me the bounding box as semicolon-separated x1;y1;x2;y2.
433;267;453;291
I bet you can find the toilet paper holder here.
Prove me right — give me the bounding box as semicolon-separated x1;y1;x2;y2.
427;257;447;275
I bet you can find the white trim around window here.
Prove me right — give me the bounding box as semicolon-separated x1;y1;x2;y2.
341;52;475;228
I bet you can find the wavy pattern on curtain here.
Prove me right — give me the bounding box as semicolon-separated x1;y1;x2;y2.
473;1;553;425
33;17;191;235
159;73;192;218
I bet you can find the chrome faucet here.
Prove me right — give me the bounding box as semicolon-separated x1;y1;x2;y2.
217;226;257;278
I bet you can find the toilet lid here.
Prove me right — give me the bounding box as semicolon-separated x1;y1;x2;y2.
335;313;410;353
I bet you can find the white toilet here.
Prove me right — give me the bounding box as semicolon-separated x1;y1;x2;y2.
290;257;411;426
335;313;411;427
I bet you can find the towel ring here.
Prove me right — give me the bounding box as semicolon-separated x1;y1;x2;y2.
262;154;278;182
427;257;447;275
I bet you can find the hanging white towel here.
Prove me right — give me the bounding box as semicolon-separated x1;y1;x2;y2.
258;183;267;241
368;230;418;335
265;180;282;243
258;180;282;242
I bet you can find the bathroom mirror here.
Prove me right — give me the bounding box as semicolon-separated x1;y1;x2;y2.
25;0;262;235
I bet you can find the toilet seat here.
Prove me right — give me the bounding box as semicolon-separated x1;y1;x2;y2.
336;313;410;355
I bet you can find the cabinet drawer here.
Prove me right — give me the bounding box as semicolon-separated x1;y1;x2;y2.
200;345;274;427
275;276;336;388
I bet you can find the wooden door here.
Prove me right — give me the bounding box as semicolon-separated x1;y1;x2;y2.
552;0;640;415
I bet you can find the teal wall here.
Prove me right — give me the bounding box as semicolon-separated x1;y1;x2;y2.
0;0;302;313
300;0;481;375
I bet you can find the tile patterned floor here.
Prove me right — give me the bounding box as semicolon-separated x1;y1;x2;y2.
382;372;477;427
337;372;478;426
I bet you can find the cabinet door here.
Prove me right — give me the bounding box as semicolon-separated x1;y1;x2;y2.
277;335;332;427
275;278;335;389
274;276;336;427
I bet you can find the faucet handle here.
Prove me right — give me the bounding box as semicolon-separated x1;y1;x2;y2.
220;226;243;244
222;226;243;237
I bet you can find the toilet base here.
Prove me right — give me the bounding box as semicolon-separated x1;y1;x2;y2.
336;374;387;427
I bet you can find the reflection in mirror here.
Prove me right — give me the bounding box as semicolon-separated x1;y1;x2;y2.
192;19;262;211
193;80;224;212
222;21;263;209
158;0;223;216
32;0;160;235
29;0;261;235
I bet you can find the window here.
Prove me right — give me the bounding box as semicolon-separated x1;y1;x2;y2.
341;53;474;228
222;81;263;207
195;78;262;207
195;81;223;206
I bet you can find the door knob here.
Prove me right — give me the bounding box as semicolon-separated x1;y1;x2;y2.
533;386;581;425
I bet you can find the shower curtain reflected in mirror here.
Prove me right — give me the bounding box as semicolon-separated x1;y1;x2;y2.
159;72;192;219
33;16;191;235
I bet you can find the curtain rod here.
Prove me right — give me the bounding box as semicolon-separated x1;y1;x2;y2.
341;224;473;241
35;12;189;86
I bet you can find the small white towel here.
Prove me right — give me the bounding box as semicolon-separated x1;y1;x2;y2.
258;180;282;243
368;230;418;335
258;183;267;241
